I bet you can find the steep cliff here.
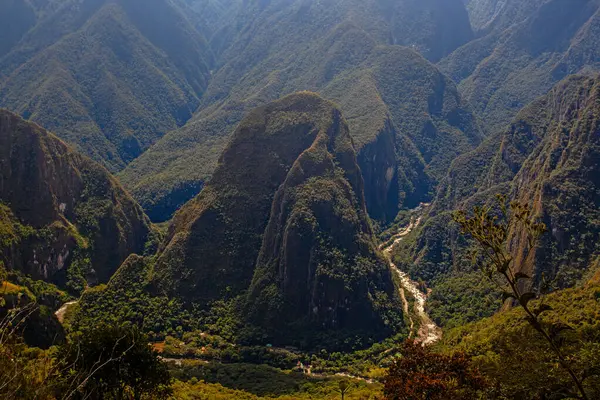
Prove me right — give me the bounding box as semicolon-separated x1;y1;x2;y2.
151;93;403;344
0;110;151;291
393;75;600;326
245;94;402;344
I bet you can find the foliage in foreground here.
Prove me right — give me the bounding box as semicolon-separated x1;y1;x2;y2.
0;290;171;400
453;195;600;399
383;340;487;400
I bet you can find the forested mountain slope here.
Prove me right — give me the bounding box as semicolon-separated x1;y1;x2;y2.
393;75;600;328
120;0;480;222
0;109;151;292
443;0;600;134
463;0;548;35
0;0;213;171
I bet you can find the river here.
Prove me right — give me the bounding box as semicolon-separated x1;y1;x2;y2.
381;207;442;345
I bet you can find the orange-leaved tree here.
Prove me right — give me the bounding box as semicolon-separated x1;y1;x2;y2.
383;340;487;400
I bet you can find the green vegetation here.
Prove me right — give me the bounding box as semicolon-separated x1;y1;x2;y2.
146;93;404;348
1;306;171;400
172;377;382;400
1;2;600;398
455;195;590;398
441;0;600;134
427;271;502;329
120;0;479;222
55;324;172;399
395;75;600;327
0;0;213;171
71;255;198;341
440;281;600;399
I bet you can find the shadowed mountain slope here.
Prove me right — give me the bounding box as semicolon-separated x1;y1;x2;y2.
0;0;213;171
442;0;600;134
0;109;151;291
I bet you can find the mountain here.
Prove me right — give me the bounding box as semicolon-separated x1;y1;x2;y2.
120;0;479;222
181;0;243;45
393;75;600;327
442;0;600;134
151;93;403;345
0;109;151;291
463;0;548;35
0;0;213;171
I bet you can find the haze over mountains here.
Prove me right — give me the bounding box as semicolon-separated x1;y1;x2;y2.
120;0;478;221
445;0;600;133
0;1;599;398
0;0;214;171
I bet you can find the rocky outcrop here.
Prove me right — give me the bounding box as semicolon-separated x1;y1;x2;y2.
151;93;403;345
246;94;402;344
509;75;600;286
0;110;151;289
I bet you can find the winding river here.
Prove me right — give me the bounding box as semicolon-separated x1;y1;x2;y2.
381;208;442;345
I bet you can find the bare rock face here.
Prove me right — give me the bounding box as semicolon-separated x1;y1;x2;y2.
152;93;403;345
0;110;151;289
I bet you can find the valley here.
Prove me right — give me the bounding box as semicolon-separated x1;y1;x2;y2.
0;0;599;399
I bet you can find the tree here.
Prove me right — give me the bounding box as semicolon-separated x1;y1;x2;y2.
453;195;589;400
383;340;486;400
337;380;352;400
55;324;172;400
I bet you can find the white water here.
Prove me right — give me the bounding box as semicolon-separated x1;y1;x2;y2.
381;210;442;345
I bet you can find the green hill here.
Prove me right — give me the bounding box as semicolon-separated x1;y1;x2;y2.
120;0;479;222
0;109;151;291
0;0;213;171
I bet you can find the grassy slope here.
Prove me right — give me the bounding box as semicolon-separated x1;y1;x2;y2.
439;278;600;398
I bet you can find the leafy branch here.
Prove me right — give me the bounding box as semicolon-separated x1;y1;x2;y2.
453;194;589;400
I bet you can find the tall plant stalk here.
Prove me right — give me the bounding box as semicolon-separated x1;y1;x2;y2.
453;195;588;400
